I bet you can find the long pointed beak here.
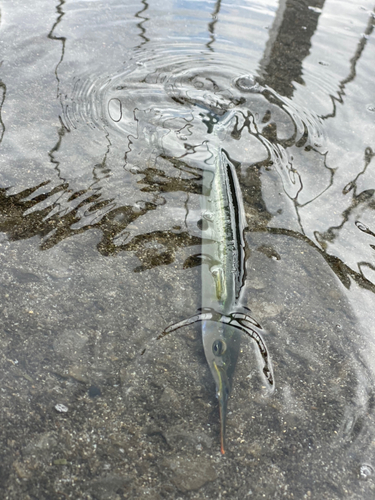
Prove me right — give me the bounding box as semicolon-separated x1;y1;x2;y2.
214;361;229;455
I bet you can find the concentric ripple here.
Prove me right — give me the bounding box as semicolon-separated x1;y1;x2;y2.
58;51;327;236
62;52;326;151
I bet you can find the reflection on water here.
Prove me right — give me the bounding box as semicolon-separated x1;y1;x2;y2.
0;0;375;497
258;0;326;97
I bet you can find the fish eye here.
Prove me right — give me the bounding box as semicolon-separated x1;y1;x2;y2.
197;218;208;231
212;339;226;356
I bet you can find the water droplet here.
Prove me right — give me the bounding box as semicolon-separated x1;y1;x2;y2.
234;75;263;93
368;105;375;112
356;221;367;231
355;220;373;234
202;211;214;222
132;201;147;214
128;166;140;175
108;98;122;122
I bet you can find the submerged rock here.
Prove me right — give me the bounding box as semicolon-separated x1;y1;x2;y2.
162;456;217;492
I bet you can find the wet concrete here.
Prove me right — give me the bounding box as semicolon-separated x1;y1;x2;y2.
1;228;375;499
0;0;374;498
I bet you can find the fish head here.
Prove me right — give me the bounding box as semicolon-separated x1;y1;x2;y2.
202;320;241;454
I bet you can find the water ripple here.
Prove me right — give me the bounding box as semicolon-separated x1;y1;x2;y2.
11;46;328;266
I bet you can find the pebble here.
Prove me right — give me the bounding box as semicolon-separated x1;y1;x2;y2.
55;403;68;413
163;426;212;449
88;385;102;398
248;299;283;319
360;464;374;480
69;365;89;383
163;456;217;492
53;330;89;358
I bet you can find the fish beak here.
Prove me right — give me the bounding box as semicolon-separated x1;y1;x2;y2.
213;361;230;455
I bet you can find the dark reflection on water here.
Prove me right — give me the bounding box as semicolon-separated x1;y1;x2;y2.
259;0;326;97
322;8;375;120
0;79;6;143
0;0;375;498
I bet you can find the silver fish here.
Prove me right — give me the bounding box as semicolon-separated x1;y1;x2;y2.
201;148;247;454
159;141;273;453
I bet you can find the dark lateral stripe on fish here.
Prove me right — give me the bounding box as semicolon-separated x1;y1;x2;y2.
219;151;247;303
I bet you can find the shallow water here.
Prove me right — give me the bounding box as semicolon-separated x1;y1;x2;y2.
0;0;375;498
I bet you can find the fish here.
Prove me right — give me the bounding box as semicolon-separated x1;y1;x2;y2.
157;136;274;454
200;147;248;455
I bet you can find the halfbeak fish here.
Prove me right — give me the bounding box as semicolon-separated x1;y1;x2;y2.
201;319;239;454
200;147;246;454
156;112;274;454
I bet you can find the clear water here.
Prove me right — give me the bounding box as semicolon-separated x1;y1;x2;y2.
0;0;375;498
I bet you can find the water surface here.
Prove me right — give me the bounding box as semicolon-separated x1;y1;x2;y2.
0;0;375;498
